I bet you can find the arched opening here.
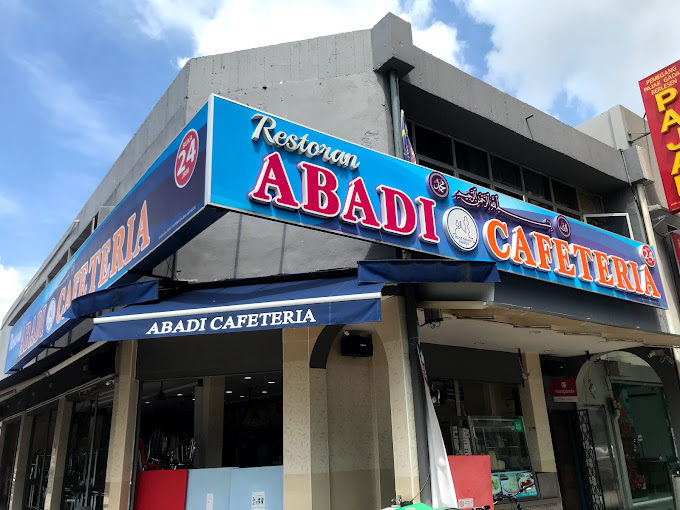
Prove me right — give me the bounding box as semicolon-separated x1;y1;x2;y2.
576;352;676;510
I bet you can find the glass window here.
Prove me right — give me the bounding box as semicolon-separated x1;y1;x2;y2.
458;172;491;189
528;198;554;211
420;159;454;176
414;125;453;165
491;156;522;190
455;142;489;179
523;169;551;201
552;180;579;210
495;186;524;201
556;208;581;221
578;190;603;214
584;214;633;238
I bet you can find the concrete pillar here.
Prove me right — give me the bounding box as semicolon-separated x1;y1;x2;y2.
282;326;330;510
195;376;225;468
372;296;421;503
518;353;556;473
44;397;74;510
103;340;139;510
8;413;33;510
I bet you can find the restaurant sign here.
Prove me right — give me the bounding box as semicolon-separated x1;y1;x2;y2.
5;104;214;372
7;95;668;372
208;95;666;308
640;60;680;213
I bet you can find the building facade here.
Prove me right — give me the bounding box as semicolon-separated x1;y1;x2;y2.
0;13;679;510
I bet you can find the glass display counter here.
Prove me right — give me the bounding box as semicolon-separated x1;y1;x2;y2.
468;416;537;498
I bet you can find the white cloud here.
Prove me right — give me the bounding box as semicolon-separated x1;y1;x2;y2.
0;265;35;326
132;0;468;70
12;54;130;162
458;0;680;121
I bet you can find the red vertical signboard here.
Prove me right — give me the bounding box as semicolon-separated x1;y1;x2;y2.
670;232;680;273
640;61;680;214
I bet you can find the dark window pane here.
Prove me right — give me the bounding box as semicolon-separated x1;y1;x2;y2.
585;215;632;238
523;169;551;201
528;198;554;211
578;191;603;214
420;159;454;176
556;208;581;221
552;180;579;209
458;172;490;189
494;186;524;200
491;156;521;189
414;125;453;165
455;142;489;178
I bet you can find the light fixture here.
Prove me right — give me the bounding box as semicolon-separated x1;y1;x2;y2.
261;390;267;394
244;376;252;380
192;398;195;401
177;393;183;397
268;381;275;384
239;395;245;398
145;401;151;404
225;390;232;394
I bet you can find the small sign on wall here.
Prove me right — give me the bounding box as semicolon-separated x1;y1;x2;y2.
252;491;266;510
549;378;578;402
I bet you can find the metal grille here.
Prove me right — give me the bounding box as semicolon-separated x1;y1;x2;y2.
575;409;606;510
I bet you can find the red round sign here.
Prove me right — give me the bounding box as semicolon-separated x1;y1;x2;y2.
174;129;199;188
640;244;656;267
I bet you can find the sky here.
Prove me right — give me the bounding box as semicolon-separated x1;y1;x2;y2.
0;0;679;322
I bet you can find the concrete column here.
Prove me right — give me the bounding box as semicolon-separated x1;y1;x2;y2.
103;340;139;510
195;376;225;468
44;397;74;510
372;296;421;503
282;326;330;510
8;413;33;510
518;353;556;473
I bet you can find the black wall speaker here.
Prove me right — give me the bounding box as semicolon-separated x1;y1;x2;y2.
341;333;373;357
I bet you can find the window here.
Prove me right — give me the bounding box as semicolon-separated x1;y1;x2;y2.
491;156;522;191
408;119;604;220
414;125;453;165
551;180;579;210
523;169;552;202
455;142;490;179
584;213;633;239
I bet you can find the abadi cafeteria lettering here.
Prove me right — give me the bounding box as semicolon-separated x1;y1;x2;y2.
145;309;317;336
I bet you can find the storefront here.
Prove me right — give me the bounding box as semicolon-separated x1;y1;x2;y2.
1;13;680;510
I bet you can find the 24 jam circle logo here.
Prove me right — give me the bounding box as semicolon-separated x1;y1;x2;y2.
174;129;199;188
639;244;656;267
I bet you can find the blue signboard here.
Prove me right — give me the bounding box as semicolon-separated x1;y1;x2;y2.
6;105;212;372
207;95;666;308
7;94;668;372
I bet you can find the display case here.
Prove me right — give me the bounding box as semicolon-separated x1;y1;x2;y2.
468;416;538;498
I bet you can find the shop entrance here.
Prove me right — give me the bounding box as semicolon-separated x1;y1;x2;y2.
576;352;678;510
0;420;20;510
62;384;114;510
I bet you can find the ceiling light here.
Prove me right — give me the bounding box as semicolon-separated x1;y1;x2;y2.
239;395;245;398
145;401;151;404
192;398;195;401
177;393;183;397
225;390;232;394
261;390;267;394
268;381;275;384
244;376;252;380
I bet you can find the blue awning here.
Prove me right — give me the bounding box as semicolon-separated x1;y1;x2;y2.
65;280;159;319
357;259;500;284
89;276;383;342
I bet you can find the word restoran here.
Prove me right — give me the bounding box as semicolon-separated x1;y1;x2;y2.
145;309;317;336
16;202;151;357
251;114;360;170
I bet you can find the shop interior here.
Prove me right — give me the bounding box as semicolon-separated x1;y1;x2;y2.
137;371;283;471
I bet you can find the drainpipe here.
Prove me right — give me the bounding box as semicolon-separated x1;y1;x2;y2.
390;70;404;160
389;67;431;504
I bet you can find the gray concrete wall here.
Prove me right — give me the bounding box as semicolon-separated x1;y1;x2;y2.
402;47;631;188
174;30;398;281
